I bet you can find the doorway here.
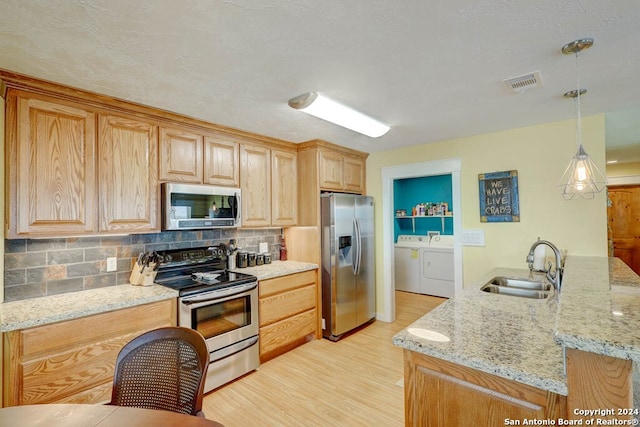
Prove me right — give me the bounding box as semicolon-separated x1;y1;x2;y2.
380;159;462;323
608;185;640;274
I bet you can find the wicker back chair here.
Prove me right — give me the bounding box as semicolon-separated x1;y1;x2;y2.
109;326;210;417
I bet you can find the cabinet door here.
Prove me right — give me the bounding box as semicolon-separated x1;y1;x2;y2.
344;155;365;194
318;149;344;191
99;115;159;232
240;144;271;226
271;149;297;226
204;136;239;186
159;126;203;183
10;93;97;237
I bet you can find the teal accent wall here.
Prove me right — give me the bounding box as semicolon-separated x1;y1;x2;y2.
393;174;453;240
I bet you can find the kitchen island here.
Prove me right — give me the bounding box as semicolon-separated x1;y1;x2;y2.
393;256;640;426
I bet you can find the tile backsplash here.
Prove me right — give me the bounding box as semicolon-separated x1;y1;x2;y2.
4;228;283;302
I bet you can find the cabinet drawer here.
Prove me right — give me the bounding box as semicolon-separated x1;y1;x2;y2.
259;309;316;357
259;270;316;297
259;284;315;327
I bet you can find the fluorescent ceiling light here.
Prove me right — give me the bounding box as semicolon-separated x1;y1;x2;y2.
606;160;618;164
288;92;390;138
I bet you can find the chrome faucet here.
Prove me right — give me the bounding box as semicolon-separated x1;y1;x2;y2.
527;240;563;293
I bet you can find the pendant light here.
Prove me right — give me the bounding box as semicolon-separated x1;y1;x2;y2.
557;38;607;200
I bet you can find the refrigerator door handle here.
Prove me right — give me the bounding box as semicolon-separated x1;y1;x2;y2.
353;218;361;275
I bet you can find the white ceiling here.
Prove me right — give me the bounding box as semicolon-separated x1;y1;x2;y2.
1;0;639;161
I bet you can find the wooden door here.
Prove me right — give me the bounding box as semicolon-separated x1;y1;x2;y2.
9;93;97;237
159;126;203;183
608;185;640;274
343;155;365;194
271;149;297;226
204;136;239;186
98;115;159;232
240;143;271;226
318;149;344;191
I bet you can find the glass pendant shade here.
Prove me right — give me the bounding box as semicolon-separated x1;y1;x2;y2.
557;144;607;200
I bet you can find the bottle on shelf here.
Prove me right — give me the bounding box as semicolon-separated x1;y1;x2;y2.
279;235;288;261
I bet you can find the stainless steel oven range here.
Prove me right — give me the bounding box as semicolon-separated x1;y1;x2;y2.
153;246;259;393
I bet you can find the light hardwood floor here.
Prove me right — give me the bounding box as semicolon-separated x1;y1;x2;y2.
202;291;445;427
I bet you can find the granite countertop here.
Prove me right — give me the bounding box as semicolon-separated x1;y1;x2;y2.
555;256;640;360
393;267;567;395
0;284;178;332
394;255;640;396
0;260;319;333
230;260;318;280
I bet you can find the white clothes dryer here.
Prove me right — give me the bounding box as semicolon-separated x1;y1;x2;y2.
394;235;430;293
420;235;455;298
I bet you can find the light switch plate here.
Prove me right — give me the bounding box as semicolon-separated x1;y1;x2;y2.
106;257;117;272
460;229;485;246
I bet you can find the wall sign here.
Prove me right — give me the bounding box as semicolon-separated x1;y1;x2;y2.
478;170;520;222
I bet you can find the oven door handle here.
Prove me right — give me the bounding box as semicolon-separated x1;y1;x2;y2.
181;282;258;305
209;335;259;363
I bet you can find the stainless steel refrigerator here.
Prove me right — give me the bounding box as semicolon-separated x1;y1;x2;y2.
321;193;375;341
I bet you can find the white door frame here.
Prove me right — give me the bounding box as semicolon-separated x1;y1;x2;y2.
379;158;463;322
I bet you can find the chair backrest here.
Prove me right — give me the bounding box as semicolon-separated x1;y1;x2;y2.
109;326;210;416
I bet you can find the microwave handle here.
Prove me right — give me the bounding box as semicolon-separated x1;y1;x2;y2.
234;192;240;222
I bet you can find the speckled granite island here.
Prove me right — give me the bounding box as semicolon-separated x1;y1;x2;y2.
394;256;640;426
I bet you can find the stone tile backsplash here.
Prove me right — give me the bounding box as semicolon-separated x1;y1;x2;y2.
4;228;283;302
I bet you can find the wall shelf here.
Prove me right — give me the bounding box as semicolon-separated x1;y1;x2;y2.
395;215;453;233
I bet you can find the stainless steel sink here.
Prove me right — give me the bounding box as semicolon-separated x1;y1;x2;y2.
487;276;552;291
480;276;552;299
480;284;550;299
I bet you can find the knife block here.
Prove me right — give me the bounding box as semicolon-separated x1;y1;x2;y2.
129;262;157;286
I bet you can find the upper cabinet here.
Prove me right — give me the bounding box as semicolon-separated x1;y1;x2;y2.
318;148;365;193
158;127;240;187
204;135;239;186
99;115;159;233
159;126;203;183
240;143;298;227
6;92;98;238
297;140;368;227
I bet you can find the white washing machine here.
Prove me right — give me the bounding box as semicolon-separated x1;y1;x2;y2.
394;235;431;293
420;235;454;298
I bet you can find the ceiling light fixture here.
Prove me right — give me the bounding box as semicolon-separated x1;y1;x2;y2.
288;92;390;138
557;38;607;200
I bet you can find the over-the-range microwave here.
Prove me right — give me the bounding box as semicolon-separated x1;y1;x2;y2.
162;183;241;230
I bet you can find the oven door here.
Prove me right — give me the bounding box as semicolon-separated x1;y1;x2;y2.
178;282;258;357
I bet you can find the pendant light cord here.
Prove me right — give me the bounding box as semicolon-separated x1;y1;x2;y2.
574;51;582;149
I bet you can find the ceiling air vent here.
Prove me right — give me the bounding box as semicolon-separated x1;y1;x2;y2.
503;71;543;93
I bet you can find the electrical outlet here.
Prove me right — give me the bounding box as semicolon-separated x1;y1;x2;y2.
106;257;118;272
259;242;268;253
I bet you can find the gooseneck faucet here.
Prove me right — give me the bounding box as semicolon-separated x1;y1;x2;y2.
527;240;563;294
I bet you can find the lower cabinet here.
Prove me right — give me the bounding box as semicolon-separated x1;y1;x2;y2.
403;349;567;426
258;270;318;362
2;299;176;407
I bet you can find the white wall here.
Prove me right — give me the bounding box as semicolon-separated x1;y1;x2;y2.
367;115;608;318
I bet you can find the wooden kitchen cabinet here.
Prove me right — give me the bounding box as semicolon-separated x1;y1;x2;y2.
5;91;98;238
98;114;159;232
240;143;297;227
204;135;239;186
159;126;203;183
343;154;365;193
2;299;176;407
318;149;365;193
403;349;566;426
271;149;298;226
258;269;318;362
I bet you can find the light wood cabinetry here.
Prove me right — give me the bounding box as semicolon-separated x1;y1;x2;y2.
258;269;318;362
159;126;203;183
403;349;566;426
318;148;365;193
240;143;297;227
271;149;298;226
2;299;176;407
98;115;159;232
5;91;97;238
204;136;239;186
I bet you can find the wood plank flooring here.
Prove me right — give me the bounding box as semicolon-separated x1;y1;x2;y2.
201;291;445;427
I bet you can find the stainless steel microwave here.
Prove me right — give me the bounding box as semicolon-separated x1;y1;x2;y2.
162;183;242;230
